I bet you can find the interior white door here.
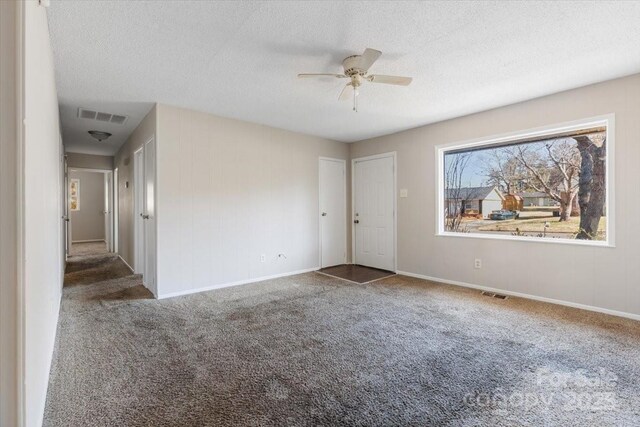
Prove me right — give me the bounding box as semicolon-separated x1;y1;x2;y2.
104;171;113;252
134;148;144;275
64;156;70;257
143;137;156;294
319;158;346;268
353;155;395;271
113;168;119;253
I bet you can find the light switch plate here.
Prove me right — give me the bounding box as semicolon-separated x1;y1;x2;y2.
400;189;408;198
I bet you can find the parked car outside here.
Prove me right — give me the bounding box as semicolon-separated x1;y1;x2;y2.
489;210;519;220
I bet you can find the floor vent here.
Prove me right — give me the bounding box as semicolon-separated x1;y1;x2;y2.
78;108;128;125
481;291;508;300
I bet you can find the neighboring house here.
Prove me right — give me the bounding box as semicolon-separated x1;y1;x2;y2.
445;186;504;218
517;192;559;207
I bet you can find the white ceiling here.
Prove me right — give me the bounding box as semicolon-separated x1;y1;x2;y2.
48;1;640;156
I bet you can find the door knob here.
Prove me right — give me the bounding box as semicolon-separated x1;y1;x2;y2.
321;212;327;216
142;214;150;219
354;219;359;224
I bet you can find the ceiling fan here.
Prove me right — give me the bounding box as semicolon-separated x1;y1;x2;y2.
298;48;412;112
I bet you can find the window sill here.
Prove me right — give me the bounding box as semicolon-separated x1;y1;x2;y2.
435;231;615;248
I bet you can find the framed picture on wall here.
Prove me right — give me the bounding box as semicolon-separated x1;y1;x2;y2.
70;178;80;211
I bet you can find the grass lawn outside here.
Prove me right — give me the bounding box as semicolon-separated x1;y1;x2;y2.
477;216;607;240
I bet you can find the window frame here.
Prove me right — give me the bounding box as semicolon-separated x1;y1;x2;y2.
435;115;615;247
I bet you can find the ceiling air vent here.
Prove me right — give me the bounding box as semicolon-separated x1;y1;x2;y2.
96;112;111;122
110;114;127;125
78;108;97;120
78;108;128;125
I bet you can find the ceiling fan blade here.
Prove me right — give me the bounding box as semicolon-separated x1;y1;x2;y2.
357;48;382;72
367;74;413;86
298;73;347;79
338;83;353;101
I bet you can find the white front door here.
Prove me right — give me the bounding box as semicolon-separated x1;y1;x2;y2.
134;148;144;274
319;158;346;268
353;154;395;271
143;137;157;294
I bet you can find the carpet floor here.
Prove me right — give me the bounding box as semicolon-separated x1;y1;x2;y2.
44;255;640;426
70;241;108;257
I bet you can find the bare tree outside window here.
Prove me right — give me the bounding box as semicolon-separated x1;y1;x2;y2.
507;139;581;222
441;124;609;243
444;152;472;232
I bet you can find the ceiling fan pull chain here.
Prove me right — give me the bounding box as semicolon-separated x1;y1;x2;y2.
353;88;358;112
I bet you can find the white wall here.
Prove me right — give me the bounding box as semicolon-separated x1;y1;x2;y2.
0;1;19;425
22;1;64;425
69;170;105;242
114;105;156;268
156;104;350;298
350;74;640;319
66;152;113;170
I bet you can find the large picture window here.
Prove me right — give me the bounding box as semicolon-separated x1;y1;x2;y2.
437;117;613;246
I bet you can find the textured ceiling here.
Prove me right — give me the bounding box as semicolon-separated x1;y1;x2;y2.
48;1;640;155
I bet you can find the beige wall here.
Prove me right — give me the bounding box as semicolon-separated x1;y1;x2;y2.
66;152;113;170
350;73;640;318
0;1;19;424
22;1;65;425
70;170;105;242
156;104;350;297
114;105;156;268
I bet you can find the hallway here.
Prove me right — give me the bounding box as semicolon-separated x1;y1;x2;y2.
63;243;146;291
44;243;153;425
69;241;108;257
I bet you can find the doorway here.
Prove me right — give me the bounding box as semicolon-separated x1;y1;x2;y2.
352;153;396;272
133;137;157;296
104;170;113;252
319;157;347;268
113;168;119;253
67;168;113;256
134;148;144;275
63;156;70;258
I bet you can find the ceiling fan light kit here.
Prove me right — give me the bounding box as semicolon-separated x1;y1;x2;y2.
298;48;412;112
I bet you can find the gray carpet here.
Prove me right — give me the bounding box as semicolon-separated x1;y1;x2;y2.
70;241;108;257
44;254;640;426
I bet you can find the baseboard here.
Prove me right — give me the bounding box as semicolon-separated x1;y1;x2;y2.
118;255;134;273
158;267;320;300
36;284;62;427
396;270;640;322
71;239;105;243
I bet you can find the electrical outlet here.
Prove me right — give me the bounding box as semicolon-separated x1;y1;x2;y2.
474;259;482;269
260;254;266;263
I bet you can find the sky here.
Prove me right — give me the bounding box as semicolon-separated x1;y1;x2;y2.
444;150;489;188
443;137;586;189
